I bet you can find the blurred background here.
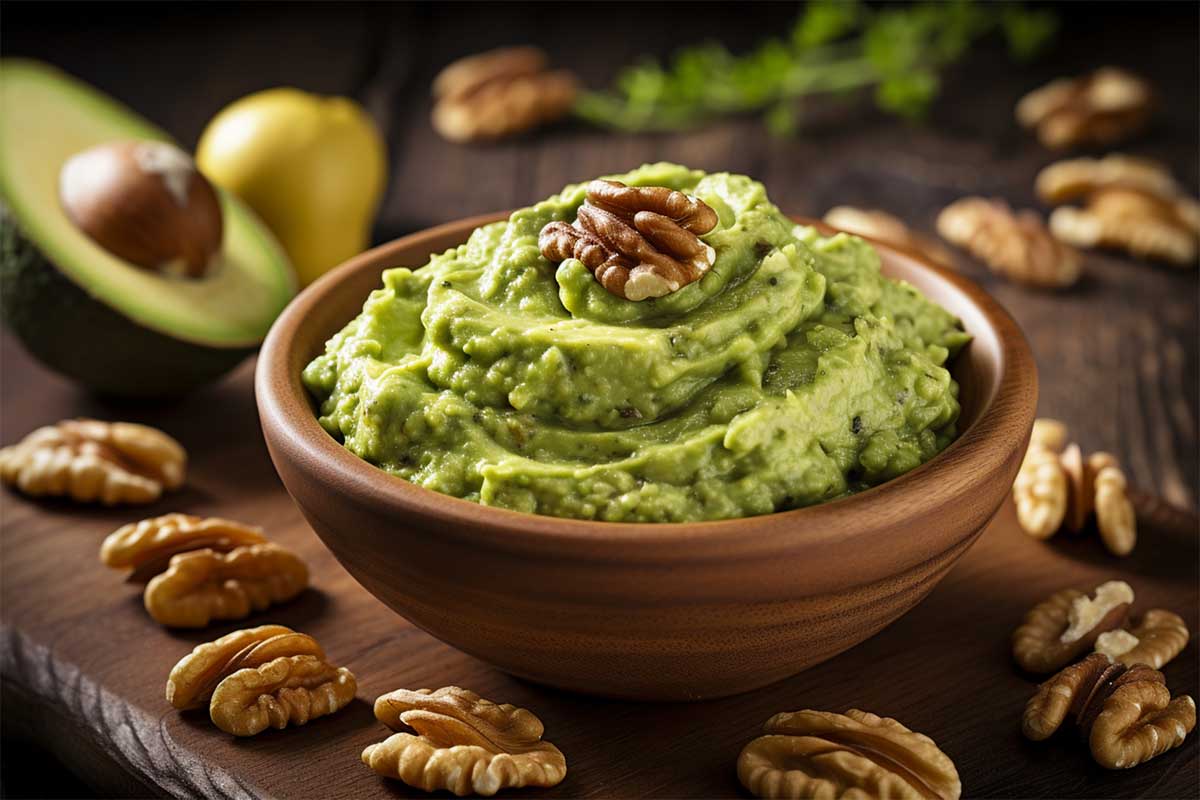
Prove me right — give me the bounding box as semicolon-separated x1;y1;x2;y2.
1;2;1197;796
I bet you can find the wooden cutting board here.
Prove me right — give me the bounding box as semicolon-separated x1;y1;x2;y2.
1;342;1196;799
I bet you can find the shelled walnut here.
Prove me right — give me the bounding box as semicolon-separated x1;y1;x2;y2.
1035;155;1180;205
431;46;578;143
936;197;1081;288
1096;609;1190;670
737;708;960;800
1050;187;1199;266
362;686;567;796
1016;67;1153;150
101;513;267;581
822;206;957;269
144;544;309;628
0;419;185;505
101;514;308;628
1010;419;1138;555
1012;581;1132;674
166;625;354;736
1022;653;1195;769
539;180;719;301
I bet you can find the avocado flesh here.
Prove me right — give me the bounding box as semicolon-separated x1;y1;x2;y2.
0;60;296;395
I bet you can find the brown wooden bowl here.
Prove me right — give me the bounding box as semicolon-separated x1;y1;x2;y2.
256;214;1037;701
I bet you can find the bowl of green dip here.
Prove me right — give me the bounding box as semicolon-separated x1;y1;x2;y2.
257;163;1037;700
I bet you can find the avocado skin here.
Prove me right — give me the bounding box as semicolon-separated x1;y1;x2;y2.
1;212;252;397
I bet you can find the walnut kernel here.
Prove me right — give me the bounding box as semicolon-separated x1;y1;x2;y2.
166;625;322;710
100;513;267;580
1029;418;1069;452
209;654;357;737
1036;155;1180;205
1012;582;1131;674
0;419;185;505
144;543;309;628
1094;465;1137;556
1050;187;1199;266
539;180;719;301
431;47;577;143
1116;609;1190;669
738;708;960;800
362;687;566;796
1089;680;1195;769
937;197;1081;289
1016;67;1153;150
1013;445;1068;539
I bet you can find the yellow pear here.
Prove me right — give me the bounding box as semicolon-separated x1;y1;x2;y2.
196;88;386;286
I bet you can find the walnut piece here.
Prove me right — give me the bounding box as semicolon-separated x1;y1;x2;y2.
1012;582;1132;674
431;46;577;143
937;197;1081;289
539;180;719;301
1051;187;1200;266
144;543;309;628
1093;465;1137;556
209;654;357;737
166;625;323;710
1035;155;1180;205
1029;418;1069;452
1114;609;1190;669
823;206;957;269
1013;445;1068;539
100;513;267;581
1024;630;1196;769
1016;67;1154;150
1090;681;1195;769
362;686;567;796
0;418;185;505
738;708;960;800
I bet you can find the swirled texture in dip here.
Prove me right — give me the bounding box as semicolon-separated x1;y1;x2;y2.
303;163;970;522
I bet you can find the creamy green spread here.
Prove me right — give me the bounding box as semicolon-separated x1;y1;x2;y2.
303;163;970;522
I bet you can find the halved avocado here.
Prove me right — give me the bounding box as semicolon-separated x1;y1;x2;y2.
0;59;296;396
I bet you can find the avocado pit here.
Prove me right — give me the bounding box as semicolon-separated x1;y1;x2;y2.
58;140;223;278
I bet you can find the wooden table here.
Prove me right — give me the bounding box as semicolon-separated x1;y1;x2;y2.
2;3;1198;798
1;340;1197;799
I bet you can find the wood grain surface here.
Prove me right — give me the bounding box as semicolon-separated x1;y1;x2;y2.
0;339;1197;799
1;2;1198;797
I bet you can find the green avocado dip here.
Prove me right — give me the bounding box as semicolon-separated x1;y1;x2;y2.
303;163;971;522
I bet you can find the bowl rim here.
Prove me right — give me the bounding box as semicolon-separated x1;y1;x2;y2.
257;212;1036;553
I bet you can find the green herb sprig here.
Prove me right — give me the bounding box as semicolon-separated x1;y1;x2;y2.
574;0;1057;135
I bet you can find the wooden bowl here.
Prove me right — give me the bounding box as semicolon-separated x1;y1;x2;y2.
256;214;1037;701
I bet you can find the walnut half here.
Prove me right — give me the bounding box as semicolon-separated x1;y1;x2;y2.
0;419;185;505
539;180;718;301
431;46;578;143
362;686;567;796
1016;67;1153;150
937;198;1081;289
144;543;309;628
1022;653;1195;770
737;709;960;800
167;625;355;737
1012;581;1132;674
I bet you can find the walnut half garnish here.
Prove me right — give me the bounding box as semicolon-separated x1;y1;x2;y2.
100;513;268;581
0;418;185;505
1022;653;1195;770
539;180;718;301
167;625;355;737
937;197;1081;289
1016;67;1153;150
738;708;961;800
362;686;567;796
431;46;578;143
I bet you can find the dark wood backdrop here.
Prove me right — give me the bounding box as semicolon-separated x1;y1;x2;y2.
1;2;1197;798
